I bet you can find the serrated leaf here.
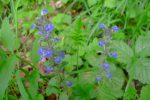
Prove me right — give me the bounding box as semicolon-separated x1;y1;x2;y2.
85;52;101;67
87;0;97;7
36;94;44;100
64;55;83;72
140;85;150;100
97;68;124;100
46;87;60;96
111;40;133;64
123;87;136;100
59;92;69;100
16;70;29;100
73;82;95;99
48;77;59;87
134;58;150;84
104;0;116;8
52;13;72;24
0;55;18;99
135;36;150;56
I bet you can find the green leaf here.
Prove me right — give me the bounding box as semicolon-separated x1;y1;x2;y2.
16;70;29;100
0;18;16;51
46;87;60;96
36;94;44;100
30;38;40;64
7;95;18;100
0;55;18;99
111;40;133;64
1;0;10;4
104;0;116;8
85;52;101;67
61;0;69;4
48;77;59;87
97;68;125;100
64;55;83;72
135;36;150;56
140;85;150;100
52;13;72;24
87;0;97;7
59;92;69;100
27;69;40;99
134;58;150;84
123;87;136;100
112;32;125;40
73;82;95;99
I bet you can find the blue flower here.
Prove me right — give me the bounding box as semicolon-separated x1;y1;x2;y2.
45;50;53;58
41;8;48;16
38;48;53;60
31;24;36;30
45;66;54;73
66;81;72;87
38;48;46;55
106;71;112;79
40;55;45;61
98;41;104;47
103;63;109;70
53;38;60;42
59;52;65;58
45;23;54;32
111;26;120;32
96;76;101;81
111;52;118;58
98;24;106;28
106;74;111;79
54;57;62;64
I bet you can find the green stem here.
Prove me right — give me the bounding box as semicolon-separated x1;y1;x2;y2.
123;77;132;100
76;47;79;71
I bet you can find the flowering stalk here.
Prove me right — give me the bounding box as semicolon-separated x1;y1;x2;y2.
31;9;72;89
96;24;120;82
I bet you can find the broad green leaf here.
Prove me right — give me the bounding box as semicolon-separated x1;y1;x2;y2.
48;77;59;87
104;0;116;8
64;55;83;72
0;55;18;99
86;38;101;53
0;48;7;61
59;92;69;100
87;0;97;7
36;94;44;100
61;0;69;3
1;0;10;4
0;18;16;51
52;13;72;24
97;68;125;100
7;95;18;100
135;36;150;56
46;87;60;96
112;32;125;40
27;69;40;99
38;0;42;4
85;52;101;67
111;40;133;64
16;70;29;100
123;87;136;100
72;82;95;99
134;58;150;84
140;85;150;100
0;2;3;15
